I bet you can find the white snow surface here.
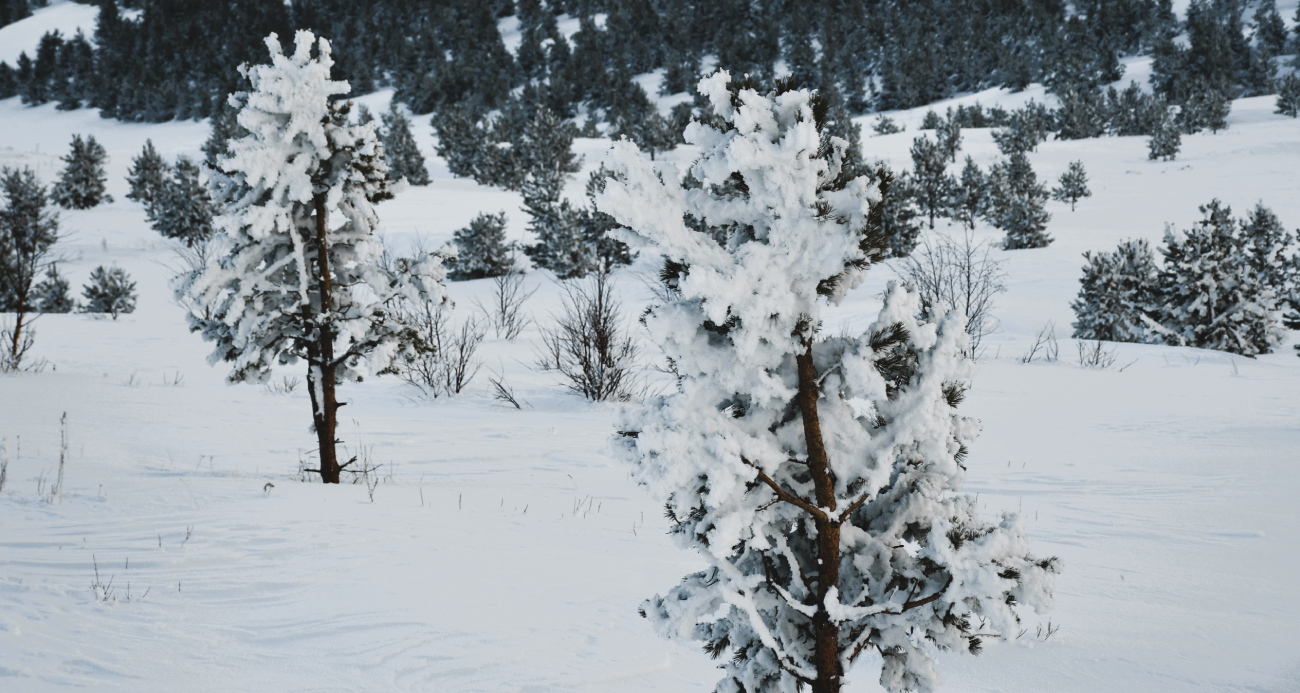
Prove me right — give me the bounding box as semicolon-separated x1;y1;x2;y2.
0;35;1299;693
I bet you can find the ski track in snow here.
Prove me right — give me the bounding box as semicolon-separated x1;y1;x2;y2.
1;12;1300;691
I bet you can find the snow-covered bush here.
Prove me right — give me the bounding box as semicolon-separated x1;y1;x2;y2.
177;31;449;484
1277;74;1300;118
1051;160;1090;212
380;101;430;186
125;139;170;205
1157;200;1283;356
30;264;75;313
0;166;59;370
147;156;215;247
1147;108;1181;161
909;135;952;229
51;134;111;209
450;212;514;281
597;71;1058;693
987;152;1052;249
1070;239;1161;343
81;265;136;318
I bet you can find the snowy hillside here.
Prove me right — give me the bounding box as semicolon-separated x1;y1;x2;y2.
2;9;1300;693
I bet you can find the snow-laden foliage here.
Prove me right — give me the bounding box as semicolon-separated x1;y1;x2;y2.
1071;239;1161;343
1157;200;1283;356
598;72;1057;693
51;134;111;209
380;101;430;186
987;152;1051;250
81;266;136;319
126;139;170;205
177;30;448;386
450;212;514;281
0;167;59;314
147;156;216;248
30;264;75;313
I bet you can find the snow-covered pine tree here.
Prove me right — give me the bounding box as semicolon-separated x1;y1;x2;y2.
987;152;1052;249
1242;201;1293;292
597;71;1058;693
1276;73;1300;118
1202;88;1231;133
1054;85;1106;140
909;135;952;229
521;106;589;277
1148;107;1181;160
380;100;430;186
81;265;136;318
30;263;75;313
202;102;247;168
178;31;450;484
876;165;921;257
1071;239;1161;342
935;111;962;162
1051;160;1091;211
430;104;496;184
577;165;635;271
147;156;215;247
919;109;943;129
0;166;60;364
50;133;111;209
1157;200;1282;356
450;211;514;280
949;155;985;231
125;139;170;204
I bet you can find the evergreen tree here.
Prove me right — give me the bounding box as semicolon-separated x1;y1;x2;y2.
147;156;215;247
50;134;111;209
935;110;962;162
1147;108;1181;160
919;110;943;129
1071;239;1161;342
81;265;136;319
1202;87;1231;133
1242;201;1293;291
1252;1;1288;54
988;152;1052;249
380;101;430;186
125;139;170;205
450;211;515;280
871;115;903;136
596;71;1057;693
30;263;75;313
1156;200;1282;356
1054;85;1106;140
909;135;952;229
177;32;450;484
0;166;59;365
1276;73;1300;118
203;103;247;168
949;155;986;230
578;166;635;271
520;107;589;277
875;165;921;257
431;104;497;185
1052;160;1091;211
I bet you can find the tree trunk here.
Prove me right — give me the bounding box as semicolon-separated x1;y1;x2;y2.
312;192;341;484
8;295;25;365
796;343;842;693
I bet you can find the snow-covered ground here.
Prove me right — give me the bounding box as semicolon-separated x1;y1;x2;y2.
3;8;1300;693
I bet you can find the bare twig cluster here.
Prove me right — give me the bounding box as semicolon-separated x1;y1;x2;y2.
1020;321;1059;363
475;271;535;340
535;270;641;402
1076;338;1118;369
391;302;485;397
895;230;1007;358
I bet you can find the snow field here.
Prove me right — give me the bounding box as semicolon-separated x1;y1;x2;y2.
0;22;1298;693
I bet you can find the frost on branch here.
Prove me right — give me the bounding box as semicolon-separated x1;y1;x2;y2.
598;71;1058;693
175;31;448;482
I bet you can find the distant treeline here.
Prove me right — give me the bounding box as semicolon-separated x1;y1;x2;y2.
0;0;1294;126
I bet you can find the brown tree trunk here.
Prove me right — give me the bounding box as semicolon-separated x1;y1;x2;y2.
8;295;25;365
796;343;842;693
312;192;340;484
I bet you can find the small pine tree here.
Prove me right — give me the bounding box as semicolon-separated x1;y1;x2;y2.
1071;239;1161;343
1148;108;1181;161
871;114;903;135
81;265;136;319
30;263;75;313
1276;74;1300;118
949;155;985;230
1203;88;1231;133
909;135;952;229
1242;201;1293;291
520;107;589;277
1157;200;1282;356
50;134;111;209
0;166;60;365
875;165;922;257
450;211;514;280
125;139;170;204
147;156;215;247
988;152;1052;249
1052;160;1091;211
1054;85;1106;140
596;70;1058;693
935;110;962;162
919;109;942;129
202;102;247;168
380;101;430;186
